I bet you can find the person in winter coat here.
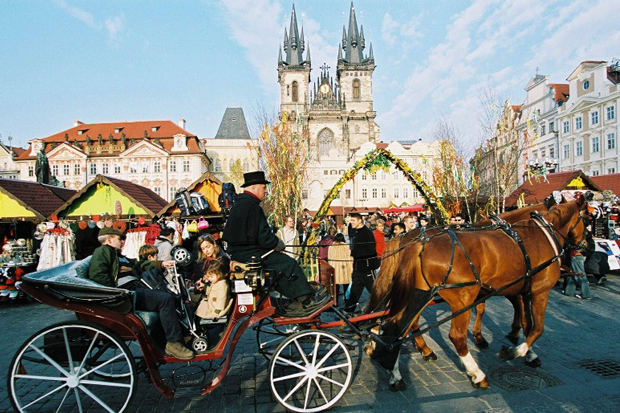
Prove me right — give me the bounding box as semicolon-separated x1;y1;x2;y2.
194;261;231;348
327;233;353;298
154;227;175;261
276;215;301;259
344;213;378;314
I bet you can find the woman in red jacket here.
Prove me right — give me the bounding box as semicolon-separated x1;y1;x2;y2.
373;219;387;258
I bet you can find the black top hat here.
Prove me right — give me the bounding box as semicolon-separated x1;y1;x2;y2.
241;171;271;188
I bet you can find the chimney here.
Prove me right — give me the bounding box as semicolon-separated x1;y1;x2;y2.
179;118;186;129
74;120;84;127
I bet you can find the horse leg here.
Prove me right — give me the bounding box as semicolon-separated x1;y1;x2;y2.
448;308;490;389
504;295;523;345
411;321;438;361
388;350;406;391
472;302;489;349
499;293;547;365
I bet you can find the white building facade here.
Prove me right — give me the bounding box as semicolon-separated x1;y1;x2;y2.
558;60;619;176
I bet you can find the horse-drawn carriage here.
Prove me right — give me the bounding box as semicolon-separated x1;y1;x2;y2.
7;196;588;412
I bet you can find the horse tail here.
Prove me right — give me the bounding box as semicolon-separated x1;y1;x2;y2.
367;237;402;313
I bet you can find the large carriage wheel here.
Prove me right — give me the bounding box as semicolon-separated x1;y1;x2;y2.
270;330;352;412
8;321;137;413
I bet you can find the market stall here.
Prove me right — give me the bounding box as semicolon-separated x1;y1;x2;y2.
0;178;76;303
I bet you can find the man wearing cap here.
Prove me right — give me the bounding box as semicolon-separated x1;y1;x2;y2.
223;171;330;316
88;227;194;360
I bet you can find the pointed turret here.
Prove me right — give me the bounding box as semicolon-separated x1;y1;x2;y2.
281;4;306;66
278;46;283;64
339;2;366;64
337;43;343;61
306;43;311;65
368;43;374;62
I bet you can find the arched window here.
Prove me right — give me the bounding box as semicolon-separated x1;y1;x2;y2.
229;159;234;172
318;128;334;157
292;81;299;102
353;79;360;99
242;159;249;172
215;158;221;172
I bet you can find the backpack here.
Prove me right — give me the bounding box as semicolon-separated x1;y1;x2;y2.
175;188;194;216
218;182;238;213
190;192;211;215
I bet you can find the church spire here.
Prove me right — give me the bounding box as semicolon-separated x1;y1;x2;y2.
338;2;371;65
282;4;305;66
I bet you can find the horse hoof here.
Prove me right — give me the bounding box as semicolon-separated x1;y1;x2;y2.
472;378;491;389
475;337;489;349
505;334;519;345
525;358;542;368
389;379;406;392
422;351;438;361
498;345;516;361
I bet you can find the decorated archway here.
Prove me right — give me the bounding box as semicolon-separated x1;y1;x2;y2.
307;148;450;245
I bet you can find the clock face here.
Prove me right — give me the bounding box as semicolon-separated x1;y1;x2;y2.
320;83;330;94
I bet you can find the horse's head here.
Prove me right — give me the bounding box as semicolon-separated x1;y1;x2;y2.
548;193;588;248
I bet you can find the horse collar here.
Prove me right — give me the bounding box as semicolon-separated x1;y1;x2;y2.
530;211;563;257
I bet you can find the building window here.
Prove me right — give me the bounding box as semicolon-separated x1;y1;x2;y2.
101;163;108;174
575;116;582;130
403;187;409;198
608;168;616;174
361;188;367;199
28;166;34;177
169;187;177;201
372;188;377;198
541;124;546;135
583;80;590;90
381;188;387;198
541;149;546;158
352;79;360;99
114;164;121;174
549;121;555;132
607;106;615;120
413;187;419;198
323;170;329;175
302;190;308;199
549;146;555;158
394;188;399;198
591;111;599;125
154;161;161;173
142;162;149;173
73;164;79;175
393;171;399;180
371;172;377;180
563;121;569;133
592;137;599;153
292;81;299;102
215;159;221;172
362;173;367;180
183;160;190;172
318;128;335;157
563;144;569;158
129;163;137;174
591;170;599;176
63;164;70;176
90;163;97;175
154;187;160;196
169;161;176;172
608;133;616;150
52;165;59;176
243;159;249;171
345;189;351;199
576;141;583;156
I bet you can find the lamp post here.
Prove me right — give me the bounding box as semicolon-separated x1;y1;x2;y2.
525;157;559;177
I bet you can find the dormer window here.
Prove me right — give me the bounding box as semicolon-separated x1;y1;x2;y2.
77;129;88;135
171;134;188;152
114;128;123;133
151;126;160;132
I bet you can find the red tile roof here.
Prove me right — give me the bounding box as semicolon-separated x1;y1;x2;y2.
0;178;77;220
590;173;620;197
549;83;569;103
511;105;522;113
505;170;601;207
16;120;203;160
53;175;168;218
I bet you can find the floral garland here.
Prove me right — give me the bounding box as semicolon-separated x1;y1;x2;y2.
306;148;450;246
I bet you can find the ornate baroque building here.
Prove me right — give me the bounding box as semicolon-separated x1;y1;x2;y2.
14;119;209;201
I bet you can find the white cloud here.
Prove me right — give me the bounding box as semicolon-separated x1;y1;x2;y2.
54;0;97;28
381;12;422;48
105;14;125;41
54;0;125;41
381;13;399;46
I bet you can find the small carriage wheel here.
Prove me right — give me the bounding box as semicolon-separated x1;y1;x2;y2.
171;246;192;266
192;337;209;353
8;321;137;413
255;317;301;360
269;330;352;413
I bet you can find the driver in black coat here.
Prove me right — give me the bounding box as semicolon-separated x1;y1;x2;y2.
222;171;330;316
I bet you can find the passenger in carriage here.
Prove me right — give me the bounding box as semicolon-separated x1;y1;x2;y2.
193;234;230;285
222;171;331;316
194;261;231;346
87;229;194;360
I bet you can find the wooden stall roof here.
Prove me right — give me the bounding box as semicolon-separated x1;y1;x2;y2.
505;170;601;207
156;171;223;217
590;173;620;197
53;175;168;218
0;178;76;221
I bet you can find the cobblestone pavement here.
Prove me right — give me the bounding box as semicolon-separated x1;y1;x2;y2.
2;275;620;412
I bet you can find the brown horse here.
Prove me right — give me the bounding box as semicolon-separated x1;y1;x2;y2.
365;197;586;389
368;201;553;365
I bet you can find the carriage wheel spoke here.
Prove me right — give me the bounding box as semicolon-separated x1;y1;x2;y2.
74;388;84;413
293;339;310;365
61;328;76;370
275;355;305;370
78;384;115;413
311;334;320;366
80;379;132;388
22;382;68;410
318;362;350;373
314;344;339;370
303;375;312;409
272;370;308;383
78;353;124;379
312;377;329;404
30;344;70;377
55;387;72;413
283;376;309;403
77;331;100;373
317;373;345;387
14;374;69;382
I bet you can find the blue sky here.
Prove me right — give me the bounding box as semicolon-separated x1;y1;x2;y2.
1;0;619;152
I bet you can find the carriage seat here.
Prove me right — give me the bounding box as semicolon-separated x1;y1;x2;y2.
134;310;160;333
198;297;234;326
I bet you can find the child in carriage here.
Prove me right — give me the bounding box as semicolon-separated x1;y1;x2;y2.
193;260;231;348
